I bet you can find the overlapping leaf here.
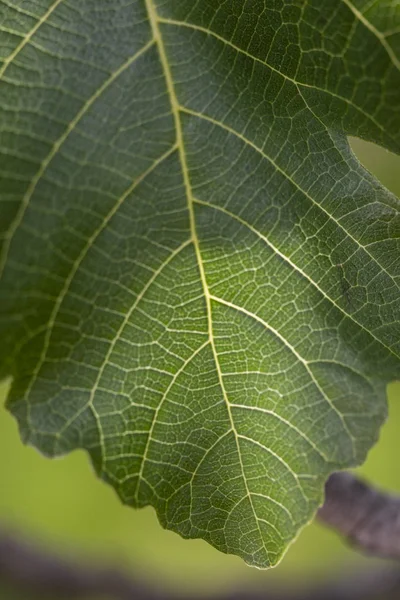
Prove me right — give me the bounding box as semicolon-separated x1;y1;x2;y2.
0;0;400;567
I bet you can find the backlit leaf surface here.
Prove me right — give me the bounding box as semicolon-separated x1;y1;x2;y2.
0;0;400;567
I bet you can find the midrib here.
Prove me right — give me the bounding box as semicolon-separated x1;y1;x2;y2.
144;0;268;562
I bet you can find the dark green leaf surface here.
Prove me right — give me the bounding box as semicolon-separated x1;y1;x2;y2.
0;0;400;568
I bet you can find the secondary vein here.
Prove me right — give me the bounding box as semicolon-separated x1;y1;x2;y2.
145;0;269;562
0;0;65;80
0;37;156;281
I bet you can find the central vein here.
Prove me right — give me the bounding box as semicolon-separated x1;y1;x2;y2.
145;0;235;438
145;0;216;379
145;0;268;559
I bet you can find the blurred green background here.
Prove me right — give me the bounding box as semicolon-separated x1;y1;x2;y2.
0;138;399;598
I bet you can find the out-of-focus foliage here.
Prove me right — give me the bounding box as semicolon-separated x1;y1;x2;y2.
1;379;400;597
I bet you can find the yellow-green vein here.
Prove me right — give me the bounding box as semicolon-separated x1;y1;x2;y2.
145;0;271;564
0;37;156;280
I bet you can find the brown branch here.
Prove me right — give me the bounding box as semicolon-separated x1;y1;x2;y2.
1;472;400;600
1;527;400;600
318;472;400;560
0;528;163;599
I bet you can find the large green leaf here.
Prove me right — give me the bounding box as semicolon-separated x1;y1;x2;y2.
0;0;400;568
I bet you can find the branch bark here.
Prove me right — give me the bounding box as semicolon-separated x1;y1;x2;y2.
318;472;400;560
1;472;400;600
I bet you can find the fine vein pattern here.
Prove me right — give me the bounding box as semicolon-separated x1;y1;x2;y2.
0;0;399;567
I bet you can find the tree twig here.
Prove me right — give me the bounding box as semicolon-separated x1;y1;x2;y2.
318;472;400;560
0;527;399;600
1;472;400;599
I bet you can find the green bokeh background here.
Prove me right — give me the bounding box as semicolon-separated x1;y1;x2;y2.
0;139;399;597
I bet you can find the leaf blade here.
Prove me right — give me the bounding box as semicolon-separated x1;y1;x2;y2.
1;0;399;568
